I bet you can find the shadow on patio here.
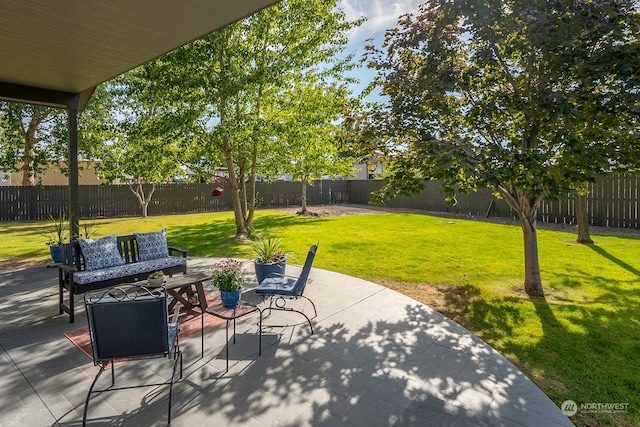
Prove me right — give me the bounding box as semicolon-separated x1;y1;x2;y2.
0;259;574;426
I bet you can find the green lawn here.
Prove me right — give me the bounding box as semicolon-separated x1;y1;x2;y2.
2;210;639;426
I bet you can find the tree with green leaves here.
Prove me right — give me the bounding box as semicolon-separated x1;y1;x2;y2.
157;0;360;238
96;135;187;218
93;74;191;218
357;0;640;296
0;102;66;185
0;85;119;187
268;74;355;212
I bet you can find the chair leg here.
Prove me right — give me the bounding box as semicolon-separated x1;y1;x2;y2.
263;296;275;317
267;295;316;335
84;357;180;427
297;308;314;335
83;362;107;426
167;349;181;426
258;308;262;355
69;289;75;324
58;271;64;315
301;295;317;318
295;311;314;334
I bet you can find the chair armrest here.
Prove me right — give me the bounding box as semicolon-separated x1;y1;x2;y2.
168;246;188;258
168;305;181;355
170;305;181;324
58;264;78;273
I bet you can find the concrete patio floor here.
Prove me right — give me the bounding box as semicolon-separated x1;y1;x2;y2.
0;258;574;427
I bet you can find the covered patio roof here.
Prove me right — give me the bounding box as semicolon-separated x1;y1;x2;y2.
0;0;280;110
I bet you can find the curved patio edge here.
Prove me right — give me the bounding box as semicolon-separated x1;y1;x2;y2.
187;257;575;427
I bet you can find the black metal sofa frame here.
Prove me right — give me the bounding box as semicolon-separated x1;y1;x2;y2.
58;235;187;323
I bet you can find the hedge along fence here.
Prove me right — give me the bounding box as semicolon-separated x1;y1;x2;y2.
0;175;638;229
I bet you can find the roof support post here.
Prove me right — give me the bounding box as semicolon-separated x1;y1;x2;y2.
67;96;80;240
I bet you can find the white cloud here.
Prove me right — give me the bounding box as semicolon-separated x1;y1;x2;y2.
335;0;423;101
340;0;423;44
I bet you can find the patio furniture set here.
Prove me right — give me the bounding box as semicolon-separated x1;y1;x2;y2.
59;231;319;426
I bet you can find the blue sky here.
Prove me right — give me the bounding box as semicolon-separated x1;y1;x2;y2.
340;0;423;45
338;0;424;99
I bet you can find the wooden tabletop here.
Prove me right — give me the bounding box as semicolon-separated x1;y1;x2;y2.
146;272;208;289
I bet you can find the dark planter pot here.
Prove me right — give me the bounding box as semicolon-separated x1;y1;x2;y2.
254;259;286;284
49;245;64;263
220;289;241;308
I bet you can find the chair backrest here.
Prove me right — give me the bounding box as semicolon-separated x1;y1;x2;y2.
85;286;170;363
292;243;318;296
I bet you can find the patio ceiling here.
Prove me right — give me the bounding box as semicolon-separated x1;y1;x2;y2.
0;0;281;110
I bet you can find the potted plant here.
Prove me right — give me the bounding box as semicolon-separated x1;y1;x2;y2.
147;270;165;286
44;212;69;263
251;232;288;284
208;258;244;308
79;220;99;239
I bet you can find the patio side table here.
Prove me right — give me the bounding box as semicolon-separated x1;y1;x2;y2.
206;301;262;373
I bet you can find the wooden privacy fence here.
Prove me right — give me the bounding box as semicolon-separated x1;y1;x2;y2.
0;181;351;221
0;175;638;229
349;175;639;229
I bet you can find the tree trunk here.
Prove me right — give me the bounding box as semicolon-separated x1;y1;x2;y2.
519;213;544;297
245;139;258;235
129;182;155;218
218;62;248;239
19;111;46;186
502;186;545;297
238;160;247;220
243;85;263;237
223;132;249;239
576;193;593;244
21;165;34;186
21;137;35;186
300;180;308;213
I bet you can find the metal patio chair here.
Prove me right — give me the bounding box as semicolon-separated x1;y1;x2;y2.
82;285;182;426
255;242;319;334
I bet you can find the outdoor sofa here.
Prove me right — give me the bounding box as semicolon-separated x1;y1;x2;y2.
57;230;187;322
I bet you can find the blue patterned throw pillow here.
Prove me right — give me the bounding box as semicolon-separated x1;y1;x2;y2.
78;234;124;271
135;229;169;261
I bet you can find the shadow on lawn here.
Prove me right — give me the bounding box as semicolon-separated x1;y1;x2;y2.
251;211;329;230
167;212;325;259
424;277;639;426
523;294;640;427
168;217;243;257
433;284;525;342
587;245;640;278
519;287;639;426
